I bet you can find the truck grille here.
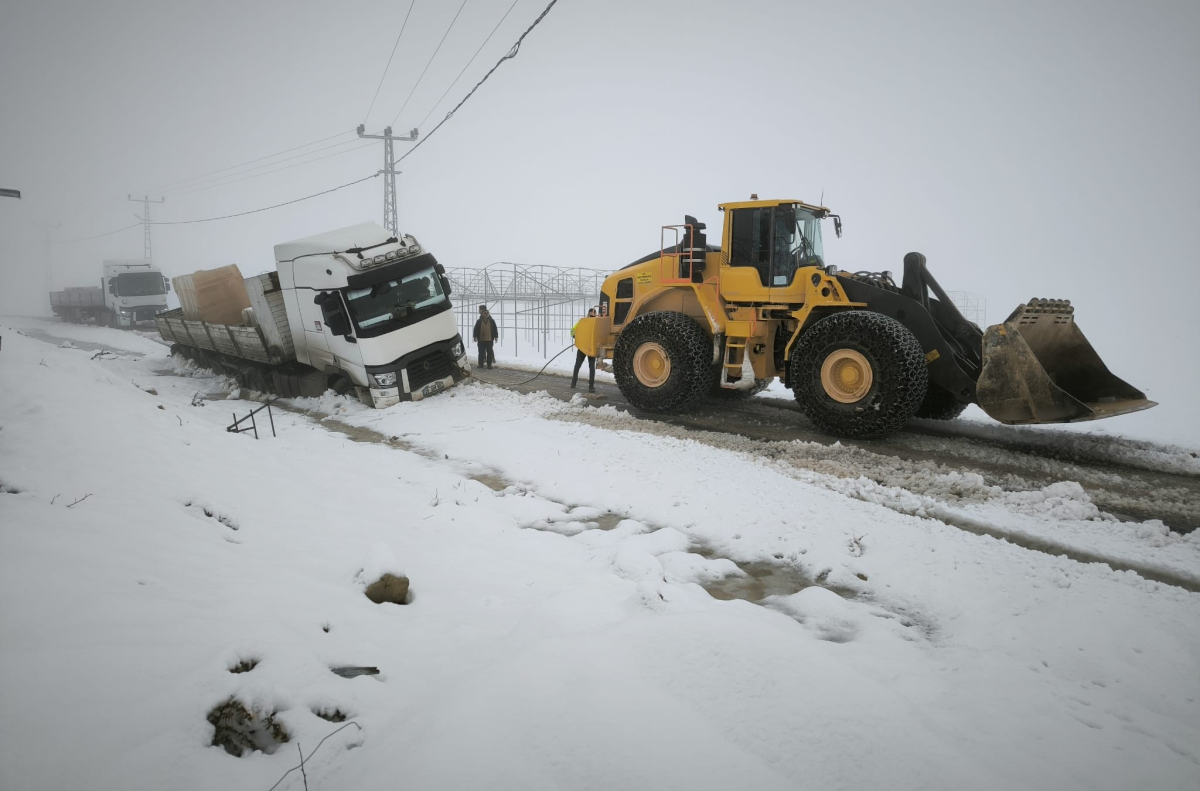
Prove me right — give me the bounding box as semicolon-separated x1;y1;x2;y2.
406;349;454;391
132;307;162;322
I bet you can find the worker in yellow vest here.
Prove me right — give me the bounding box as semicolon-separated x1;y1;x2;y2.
571;308;598;391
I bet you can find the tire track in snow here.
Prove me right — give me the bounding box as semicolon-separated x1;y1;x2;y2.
550;406;1200;593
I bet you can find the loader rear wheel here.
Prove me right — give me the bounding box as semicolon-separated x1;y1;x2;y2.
790;311;927;439
614;311;713;412
914;383;969;421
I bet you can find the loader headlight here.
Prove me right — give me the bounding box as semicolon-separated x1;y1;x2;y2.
451;341;464;358
372;371;398;387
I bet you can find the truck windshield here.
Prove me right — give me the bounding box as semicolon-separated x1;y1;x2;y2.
116;272;165;296
344;266;447;331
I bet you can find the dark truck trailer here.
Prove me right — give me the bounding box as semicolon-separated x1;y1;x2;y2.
49;287;108;324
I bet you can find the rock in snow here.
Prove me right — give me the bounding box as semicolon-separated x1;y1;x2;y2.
361;542;409;605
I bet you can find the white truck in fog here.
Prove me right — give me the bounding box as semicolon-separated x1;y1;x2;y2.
50;259;169;326
155;222;470;407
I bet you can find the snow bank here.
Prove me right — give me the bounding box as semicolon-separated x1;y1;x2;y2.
3;318;1200;791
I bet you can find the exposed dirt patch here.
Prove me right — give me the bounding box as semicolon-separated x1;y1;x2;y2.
184;501;238;531
312;706;351;723
206;698;289;757
469;472;509;492
227;657;258;674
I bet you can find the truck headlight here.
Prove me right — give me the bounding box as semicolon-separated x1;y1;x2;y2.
451;341;464;358
372;371;397;387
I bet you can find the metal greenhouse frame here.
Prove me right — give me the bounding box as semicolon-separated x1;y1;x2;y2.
445;263;609;359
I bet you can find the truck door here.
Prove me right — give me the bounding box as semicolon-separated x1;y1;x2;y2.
295;291;334;370
321;296;366;383
311;291;366;383
720;207;773;302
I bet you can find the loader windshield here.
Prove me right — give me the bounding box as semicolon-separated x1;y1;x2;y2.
769;206;825;287
787;208;824;267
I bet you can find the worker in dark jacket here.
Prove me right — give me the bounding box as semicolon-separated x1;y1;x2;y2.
571;308;598;392
473;305;498;369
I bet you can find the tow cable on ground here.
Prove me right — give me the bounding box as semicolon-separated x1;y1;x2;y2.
491;344;576;386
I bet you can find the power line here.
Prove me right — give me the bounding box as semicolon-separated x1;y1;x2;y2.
165;142;376;198
162;137;366;196
139;129;356;193
417;0;522;133
149;173;380;226
398;0;560;165
390;0;471;127
55;223;142;244
363;0;418;125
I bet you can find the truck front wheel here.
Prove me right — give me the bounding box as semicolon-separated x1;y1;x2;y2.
789;311;927;439
613;311;713;413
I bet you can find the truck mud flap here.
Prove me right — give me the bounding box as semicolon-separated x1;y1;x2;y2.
976;299;1156;424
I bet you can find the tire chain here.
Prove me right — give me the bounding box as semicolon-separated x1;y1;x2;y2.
790;311;928;439
614;311;715;413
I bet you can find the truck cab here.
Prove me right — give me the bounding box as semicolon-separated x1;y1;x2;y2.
102;259;169;327
273;222;469;408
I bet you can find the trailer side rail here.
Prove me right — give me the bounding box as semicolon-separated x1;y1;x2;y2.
155;308;276;364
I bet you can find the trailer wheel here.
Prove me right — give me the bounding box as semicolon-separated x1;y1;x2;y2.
914;383;969;421
614;311;713;412
790;311;927;439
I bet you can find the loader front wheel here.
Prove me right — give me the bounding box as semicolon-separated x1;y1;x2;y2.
790;311;927;439
914;383;969;421
614;311;713;413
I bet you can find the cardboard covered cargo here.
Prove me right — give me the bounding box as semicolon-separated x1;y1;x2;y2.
174;265;251;325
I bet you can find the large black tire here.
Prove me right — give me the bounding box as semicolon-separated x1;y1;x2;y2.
914;383;969;421
790;311;927;439
613;311;714;412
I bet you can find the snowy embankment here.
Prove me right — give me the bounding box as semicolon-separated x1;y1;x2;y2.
2;316;1200;791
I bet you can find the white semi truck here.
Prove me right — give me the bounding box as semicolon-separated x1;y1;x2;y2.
50;259;169;326
155;221;470;407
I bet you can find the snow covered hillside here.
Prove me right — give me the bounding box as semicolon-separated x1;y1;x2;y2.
2;316;1199;791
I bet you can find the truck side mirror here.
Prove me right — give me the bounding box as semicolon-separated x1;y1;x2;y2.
164;277;171;292
318;294;351;337
440;275;452;296
108;279;117;295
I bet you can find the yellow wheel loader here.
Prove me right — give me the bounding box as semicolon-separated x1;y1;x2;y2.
573;198;1155;439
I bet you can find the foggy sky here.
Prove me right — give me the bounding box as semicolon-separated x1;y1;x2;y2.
2;0;1197;444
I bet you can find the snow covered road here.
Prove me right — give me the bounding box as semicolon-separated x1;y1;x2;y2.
2;316;1199;791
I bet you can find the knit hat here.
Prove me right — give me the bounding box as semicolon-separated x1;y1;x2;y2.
479;305;488;313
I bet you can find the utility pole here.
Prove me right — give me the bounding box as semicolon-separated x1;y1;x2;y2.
357;125;417;236
128;194;165;260
33;221;61;314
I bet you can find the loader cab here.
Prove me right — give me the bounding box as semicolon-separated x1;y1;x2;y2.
720;200;830;303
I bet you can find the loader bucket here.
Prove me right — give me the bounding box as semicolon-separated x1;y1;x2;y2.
975;299;1156;424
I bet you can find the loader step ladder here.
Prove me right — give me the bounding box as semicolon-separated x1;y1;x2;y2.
721;337;749;387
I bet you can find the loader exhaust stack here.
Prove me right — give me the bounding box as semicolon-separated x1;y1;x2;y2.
976;299;1156;424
